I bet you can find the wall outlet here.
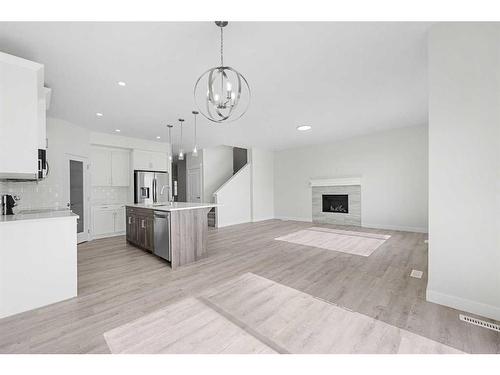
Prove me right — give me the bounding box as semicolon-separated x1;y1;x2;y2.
410;269;423;279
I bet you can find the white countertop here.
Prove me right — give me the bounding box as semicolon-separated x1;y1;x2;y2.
127;202;219;212
0;210;79;224
92;203;127;209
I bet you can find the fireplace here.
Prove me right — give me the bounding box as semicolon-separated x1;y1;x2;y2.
322;194;348;214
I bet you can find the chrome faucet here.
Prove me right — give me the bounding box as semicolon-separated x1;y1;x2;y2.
160;185;174;205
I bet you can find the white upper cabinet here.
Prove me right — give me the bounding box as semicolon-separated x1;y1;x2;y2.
132;150;168;172
37;87;51;149
150;151;168;171
111;149;130;186
91;147;112;186
0;52;45;179
91;146;130;187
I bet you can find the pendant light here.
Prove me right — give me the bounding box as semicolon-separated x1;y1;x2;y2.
167;124;173;161
194;21;251;123
192;110;199;157
178;118;184;161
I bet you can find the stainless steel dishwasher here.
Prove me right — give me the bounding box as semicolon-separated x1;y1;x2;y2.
153;211;171;262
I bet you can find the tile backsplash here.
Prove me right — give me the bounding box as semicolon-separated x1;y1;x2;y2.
91;186;130;205
0;181;131;212
0;180;65;212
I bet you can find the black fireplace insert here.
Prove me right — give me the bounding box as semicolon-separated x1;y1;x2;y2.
322;194;349;214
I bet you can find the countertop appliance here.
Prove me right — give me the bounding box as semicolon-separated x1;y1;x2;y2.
134;170;169;205
1;194;17;215
153;211;171;262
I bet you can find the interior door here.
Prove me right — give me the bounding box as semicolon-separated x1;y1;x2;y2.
187;168;202;203
69;156;89;243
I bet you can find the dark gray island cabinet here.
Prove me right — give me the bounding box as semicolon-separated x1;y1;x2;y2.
126;203;218;269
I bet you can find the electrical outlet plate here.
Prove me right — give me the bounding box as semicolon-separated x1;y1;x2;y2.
410;269;423;279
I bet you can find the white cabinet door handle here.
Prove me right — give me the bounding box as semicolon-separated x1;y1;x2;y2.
141;219;145;229
128;217;131;224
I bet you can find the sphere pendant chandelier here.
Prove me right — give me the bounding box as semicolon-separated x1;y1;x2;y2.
194;21;251;123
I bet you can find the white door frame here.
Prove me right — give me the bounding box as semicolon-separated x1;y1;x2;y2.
65;154;90;244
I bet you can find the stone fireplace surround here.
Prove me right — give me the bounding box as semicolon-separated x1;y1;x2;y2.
310;177;361;226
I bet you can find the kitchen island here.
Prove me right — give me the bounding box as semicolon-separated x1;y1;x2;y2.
125;203;218;269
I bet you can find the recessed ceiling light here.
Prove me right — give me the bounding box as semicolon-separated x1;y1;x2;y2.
115;129;121;132
117;81;126;87
96;112;103;117
156;136;161;139
297;125;312;131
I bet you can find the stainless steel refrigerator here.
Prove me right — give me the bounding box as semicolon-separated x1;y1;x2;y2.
134;170;170;205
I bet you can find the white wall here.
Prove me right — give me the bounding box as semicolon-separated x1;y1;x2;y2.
427;23;500;320
250;148;275;222
202;146;234;203
89;131;171;154
214;164;252;228
274;125;428;232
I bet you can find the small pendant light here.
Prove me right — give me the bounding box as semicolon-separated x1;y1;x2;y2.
178;118;185;161
192;110;199;157
167;124;173;161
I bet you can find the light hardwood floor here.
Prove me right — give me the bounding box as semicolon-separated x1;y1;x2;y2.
0;220;498;353
103;273;463;354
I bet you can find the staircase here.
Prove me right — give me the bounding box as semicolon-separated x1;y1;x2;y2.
207;147;248;228
212;163;252;228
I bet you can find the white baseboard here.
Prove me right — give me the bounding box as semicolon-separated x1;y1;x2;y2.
361;222;428;233
91;231;125;241
275;216;312;223
274;217;427;233
217;220;253;228
252;216;276;223
426;289;500;322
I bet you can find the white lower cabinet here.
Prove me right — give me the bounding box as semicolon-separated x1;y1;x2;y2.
114;207;126;233
92;205;126;239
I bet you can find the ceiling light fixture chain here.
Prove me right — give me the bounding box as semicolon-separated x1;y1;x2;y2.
220;25;224;67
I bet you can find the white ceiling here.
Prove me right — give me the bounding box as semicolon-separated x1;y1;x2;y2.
0;22;431;151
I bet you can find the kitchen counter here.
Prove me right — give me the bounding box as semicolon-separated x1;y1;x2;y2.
0;208;78;319
126;202;219;212
125;202;219;269
0;209;78;224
